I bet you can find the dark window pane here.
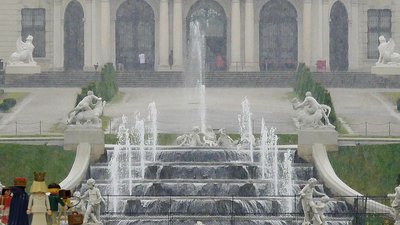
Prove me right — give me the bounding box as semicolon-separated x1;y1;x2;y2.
21;8;46;57
367;9;391;59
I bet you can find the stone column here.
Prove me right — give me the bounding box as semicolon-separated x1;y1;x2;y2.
159;0;170;71
84;0;93;71
172;0;183;71
244;0;256;71
91;0;98;67
349;0;359;71
302;0;312;67
53;0;63;70
322;0;330;71
100;0;111;65
229;0;241;71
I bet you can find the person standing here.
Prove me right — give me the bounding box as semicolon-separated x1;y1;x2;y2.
8;177;29;225
168;50;173;70
26;172;51;225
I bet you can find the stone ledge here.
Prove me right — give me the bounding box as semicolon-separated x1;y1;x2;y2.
371;65;400;75
64;126;104;162
297;128;338;162
5;64;41;74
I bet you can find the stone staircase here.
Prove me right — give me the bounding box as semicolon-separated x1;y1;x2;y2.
81;146;353;225
2;70;399;88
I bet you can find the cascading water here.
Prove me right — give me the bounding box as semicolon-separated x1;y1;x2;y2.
147;102;158;162
133;113;146;179
239;97;254;162
260;118;279;195
109;115;131;211
280;149;294;212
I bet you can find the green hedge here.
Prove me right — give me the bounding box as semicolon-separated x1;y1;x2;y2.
75;63;119;106
0;98;17;112
397;98;400;111
293;63;339;130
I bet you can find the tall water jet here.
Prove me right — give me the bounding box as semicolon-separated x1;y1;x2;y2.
186;21;207;131
280;149;294;212
133;113;146;179
147;102;158;162
186;21;205;87
239;97;254;162
109;115;130;210
260;119;278;195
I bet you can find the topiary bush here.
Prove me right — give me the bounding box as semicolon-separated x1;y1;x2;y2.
0;98;17;112
96;63;118;102
75;63;119;106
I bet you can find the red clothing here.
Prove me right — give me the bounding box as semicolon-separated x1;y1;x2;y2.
215;55;224;69
1;195;12;224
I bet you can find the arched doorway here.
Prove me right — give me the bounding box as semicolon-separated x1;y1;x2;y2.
116;0;155;71
64;0;84;71
330;1;348;71
187;0;227;72
259;0;297;71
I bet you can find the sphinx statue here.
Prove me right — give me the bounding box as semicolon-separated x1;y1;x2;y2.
10;35;36;65
388;184;400;225
292;92;335;129
377;35;400;66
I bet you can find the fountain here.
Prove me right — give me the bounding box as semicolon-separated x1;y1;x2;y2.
90;19;353;225
147;102;158;162
239;97;254;162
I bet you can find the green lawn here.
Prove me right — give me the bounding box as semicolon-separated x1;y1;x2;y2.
381;92;400;105
0;144;76;190
328;144;400;196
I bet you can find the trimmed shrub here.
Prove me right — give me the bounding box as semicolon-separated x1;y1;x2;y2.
397;98;400;111
0;98;17;112
96;63;118;102
75;63;119;106
293;63;340;130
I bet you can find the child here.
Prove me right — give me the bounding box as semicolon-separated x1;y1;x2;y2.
312;196;330;225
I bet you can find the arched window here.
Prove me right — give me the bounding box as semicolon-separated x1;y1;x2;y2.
116;0;155;71
330;1;348;71
64;0;84;71
259;0;297;71
187;0;227;72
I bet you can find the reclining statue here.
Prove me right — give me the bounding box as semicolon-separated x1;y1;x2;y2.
377;35;400;65
292;92;335;129
10;35;36;65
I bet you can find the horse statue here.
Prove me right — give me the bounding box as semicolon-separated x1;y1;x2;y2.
10;35;36;65
67;99;106;127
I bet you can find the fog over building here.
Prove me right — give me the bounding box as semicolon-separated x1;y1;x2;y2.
0;0;398;73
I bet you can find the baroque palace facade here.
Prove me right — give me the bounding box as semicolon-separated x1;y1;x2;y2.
0;0;399;72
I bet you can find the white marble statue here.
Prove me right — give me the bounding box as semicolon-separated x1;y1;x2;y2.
196;222;205;225
67;91;105;127
71;191;86;214
388;184;400;225
176;126;204;147
299;178;328;225
81;178;105;225
216;128;238;147
292;92;335;129
9;35;36;65
312;195;330;225
377;35;400;66
203;126;217;147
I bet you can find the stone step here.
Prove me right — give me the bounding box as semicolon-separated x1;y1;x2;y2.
3;71;399;87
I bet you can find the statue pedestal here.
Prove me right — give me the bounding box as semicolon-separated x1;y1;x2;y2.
5;64;41;74
298;128;338;162
64;126;104;162
371;65;400;75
